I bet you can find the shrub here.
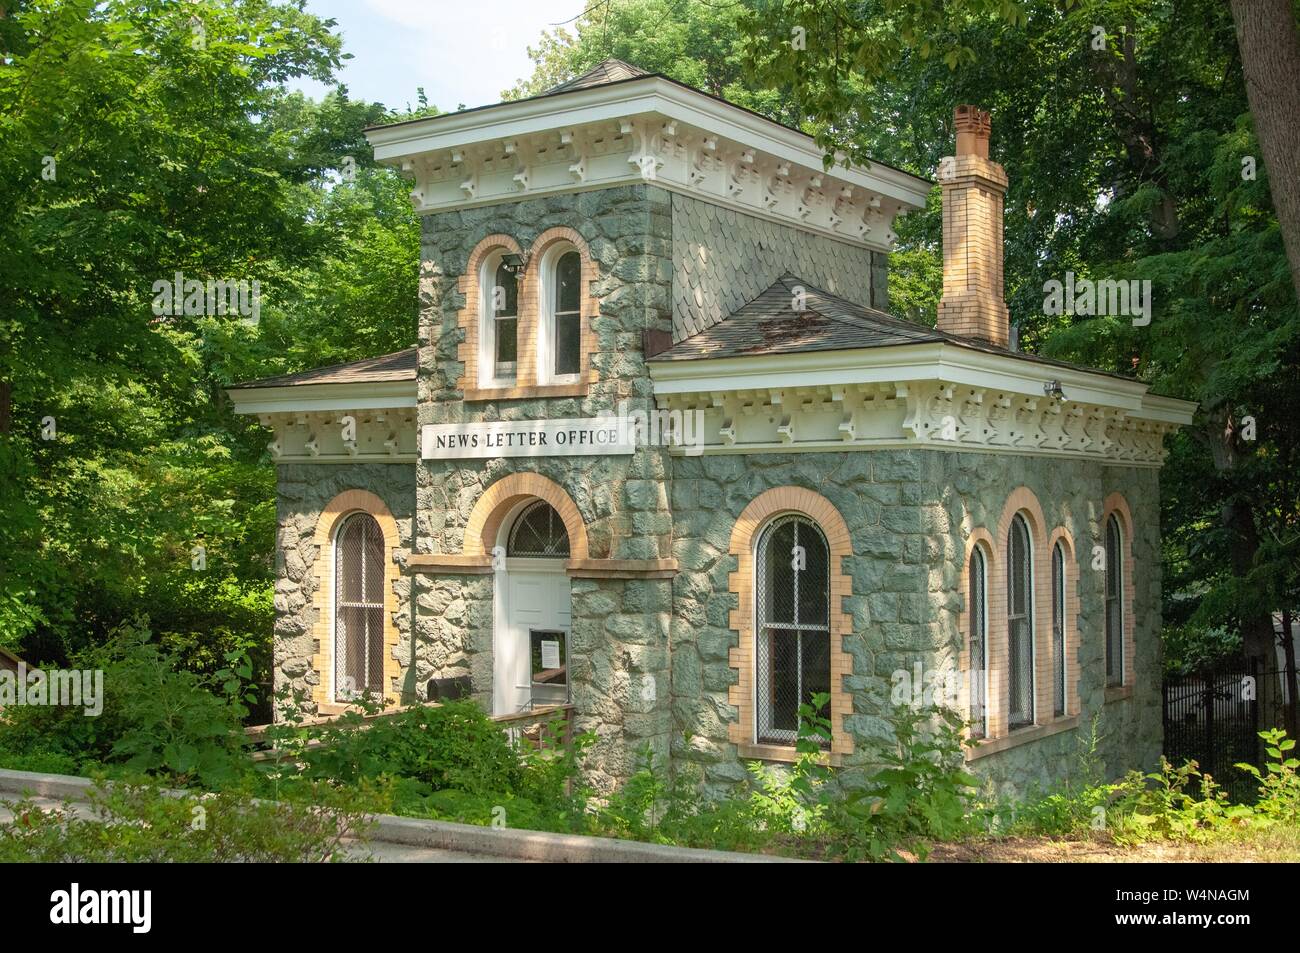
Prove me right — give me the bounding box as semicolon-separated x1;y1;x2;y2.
0;778;375;862
825;704;980;861
1236;728;1300;823
0;625;253;788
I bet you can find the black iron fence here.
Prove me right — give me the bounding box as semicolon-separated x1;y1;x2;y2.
1162;660;1261;802
1163;660;1300;801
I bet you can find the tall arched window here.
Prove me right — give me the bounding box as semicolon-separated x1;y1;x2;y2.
1105;514;1124;686
1007;513;1035;729
968;546;988;739
546;249;582;381
506;500;571;557
1052;541;1067;717
485;258;518;384
334;512;385;701
755;515;830;746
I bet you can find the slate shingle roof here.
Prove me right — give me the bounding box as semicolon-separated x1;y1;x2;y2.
544;59;650;95
649;274;1139;383
229;348;417;389
652;275;946;361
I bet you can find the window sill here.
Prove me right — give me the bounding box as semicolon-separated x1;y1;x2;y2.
965;714;1080;761
736;742;843;767
463;382;589;401
1104;684;1134;703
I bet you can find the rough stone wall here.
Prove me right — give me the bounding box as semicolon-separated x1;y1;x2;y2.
273;463;416;714
670;192;886;340
413;185;676;794
668;448;1163;802
935;455;1163;800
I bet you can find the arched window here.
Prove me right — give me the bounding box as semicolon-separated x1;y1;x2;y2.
334;512;385;701
483;257;518;384
755;515;830;746
1052;541;1067;717
506;500;571;557
1007;513;1035;730
538;246;582;384
968;546;988;739
1105;514;1124;686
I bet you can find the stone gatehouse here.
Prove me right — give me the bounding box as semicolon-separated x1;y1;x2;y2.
230;60;1196;800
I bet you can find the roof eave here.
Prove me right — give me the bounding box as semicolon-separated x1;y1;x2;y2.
365;75;932;211
227;379;418;416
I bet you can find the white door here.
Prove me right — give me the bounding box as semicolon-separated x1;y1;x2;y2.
494;562;571;716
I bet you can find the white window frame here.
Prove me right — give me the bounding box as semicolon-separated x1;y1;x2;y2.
752;513;831;747
331;511;385;704
1104;515;1125;687
479;251;518;388
536;243;582;386
1006;513;1036;730
1052;541;1068;717
969;544;989;739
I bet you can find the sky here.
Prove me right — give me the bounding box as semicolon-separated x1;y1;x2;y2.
289;0;590;112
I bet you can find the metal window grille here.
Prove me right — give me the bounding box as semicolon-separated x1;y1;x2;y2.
493;261;518;380
334;512;385;701
1052;542;1066;717
1007;514;1035;729
553;251;581;377
969;546;987;739
1105;515;1123;687
507;500;571;557
755;515;831;747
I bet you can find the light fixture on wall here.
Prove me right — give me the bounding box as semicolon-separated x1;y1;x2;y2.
500;253;525;274
1043;380;1066;401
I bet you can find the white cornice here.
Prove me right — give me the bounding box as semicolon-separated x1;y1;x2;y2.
649;342;1196;466
365;77;931;251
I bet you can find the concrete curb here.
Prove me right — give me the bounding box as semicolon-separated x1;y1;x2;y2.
0;768;808;863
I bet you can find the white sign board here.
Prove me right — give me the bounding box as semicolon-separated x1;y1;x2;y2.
421;417;634;460
540;640;561;670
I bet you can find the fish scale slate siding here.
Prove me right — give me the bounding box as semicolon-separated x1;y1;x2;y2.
670;192;889;340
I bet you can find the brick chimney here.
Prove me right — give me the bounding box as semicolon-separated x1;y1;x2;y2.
936;105;1009;347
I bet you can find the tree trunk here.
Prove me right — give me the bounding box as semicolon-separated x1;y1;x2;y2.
1230;0;1300;303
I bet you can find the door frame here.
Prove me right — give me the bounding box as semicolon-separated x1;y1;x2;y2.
491;498;572;716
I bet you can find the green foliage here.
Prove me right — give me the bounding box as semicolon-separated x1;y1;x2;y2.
1000;714;1118;836
0;778;374;862
0;0;422;686
827;704;980;861
1236;728;1300;822
0;625;253;787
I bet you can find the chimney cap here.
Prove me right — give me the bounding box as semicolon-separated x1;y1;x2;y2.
954;105;991;159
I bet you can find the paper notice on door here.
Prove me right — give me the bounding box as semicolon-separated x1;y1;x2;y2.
540;640;561;670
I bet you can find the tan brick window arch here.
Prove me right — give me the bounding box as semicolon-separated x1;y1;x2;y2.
1101;493;1137;692
728;487;854;759
527;227;598;390
456;228;598;401
1047;527;1082;718
456;234;525;394
310;490;402;712
987;487;1051;738
960;530;995;740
